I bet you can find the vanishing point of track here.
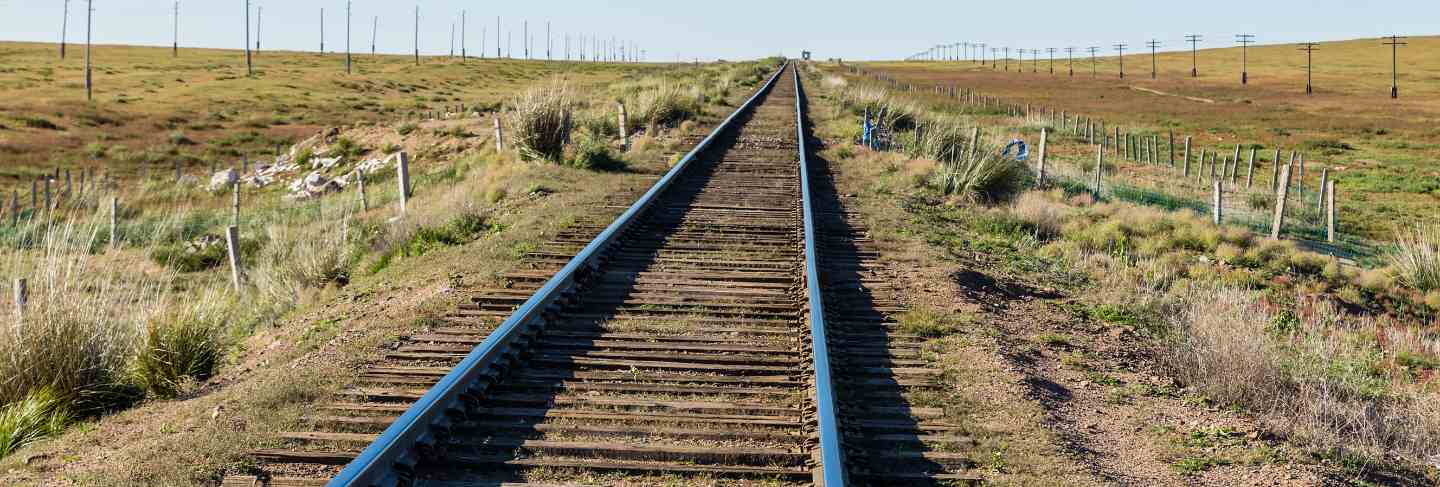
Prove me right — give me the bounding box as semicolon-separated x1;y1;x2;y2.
226;62;972;487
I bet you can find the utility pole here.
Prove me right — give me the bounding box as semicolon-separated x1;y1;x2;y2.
1047;47;1056;75
371;16;377;56
1087;46;1099;77
255;6;262;53
449;22;455;58
496;16;501;58
1065;47;1075;77
413;5;419;66
1031;49;1040;73
1147;39;1161;79
1235;34;1256;85
547;21;551;60
1384;35;1407;99
1298;42;1318;95
344;1;351;73
976;43;986;65
1004;47;1010;71
172;1;179;57
320;8;325;53
524;21;528;59
1114;43;1128;79
461;11;467;60
245;0;252;75
84;0;92;101
61;0;70;59
1185;34;1202;77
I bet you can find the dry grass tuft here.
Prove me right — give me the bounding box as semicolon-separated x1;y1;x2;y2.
507;83;576;162
1167;286;1440;464
1388;223;1440;292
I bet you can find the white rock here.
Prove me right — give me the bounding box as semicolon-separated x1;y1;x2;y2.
207;169;238;191
311;156;343;170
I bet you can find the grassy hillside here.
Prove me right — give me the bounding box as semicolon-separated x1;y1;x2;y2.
0;41;666;184
859;36;1440;240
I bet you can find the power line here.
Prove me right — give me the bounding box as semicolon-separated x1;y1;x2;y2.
1235;34;1256;85
1146;39;1161;79
1185;34;1203;77
1114;43;1128;79
1383;35;1407;99
1297;42;1319;95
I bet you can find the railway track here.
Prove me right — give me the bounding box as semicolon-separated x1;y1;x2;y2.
226;62;974;487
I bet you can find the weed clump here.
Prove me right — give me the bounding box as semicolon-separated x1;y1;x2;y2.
507;83;575;162
921;123;1028;204
897;308;960;337
640;84;703;130
133;317;219;398
0;388;71;459
568;133;625;171
1388;223;1440;292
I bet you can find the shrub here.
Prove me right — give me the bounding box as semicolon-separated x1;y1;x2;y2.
396;123;418;136
924;126;1029;204
148;235;230;273
836;84;918;130
568;134;625;171
0;387;71;460
1167;286;1440;464
507;83;575;162
168;131;195;145
631;83;703;132
1389;223;1440;292
18;116;62;131
132;317;219;398
897;308;958;337
1010;191;1067;239
329;137;366;159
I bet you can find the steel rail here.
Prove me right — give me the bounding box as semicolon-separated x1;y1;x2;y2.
327;62;790;487
795;65;847;487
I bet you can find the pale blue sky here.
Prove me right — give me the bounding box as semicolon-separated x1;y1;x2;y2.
0;1;1435;61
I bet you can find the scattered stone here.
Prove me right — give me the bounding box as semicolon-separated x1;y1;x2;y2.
286;171;345;200
207;168;238;191
310;156;343;170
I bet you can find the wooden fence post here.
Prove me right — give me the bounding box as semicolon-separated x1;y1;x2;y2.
397;152;412;214
618;102;629;151
1213;180;1223;224
1271;164;1292;240
1326;181;1337;243
1317;168;1329;212
232;181;241;227
357;168;369;211
1093;144;1104;198
494;117;505;152
13;278;26;320
1037;128;1048;187
1296;153;1306;201
109;196;118;249
225;225;242;291
43;179;51;213
1246;147;1257;188
1182;137;1191;177
1168;131;1176;167
174;160;181;184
